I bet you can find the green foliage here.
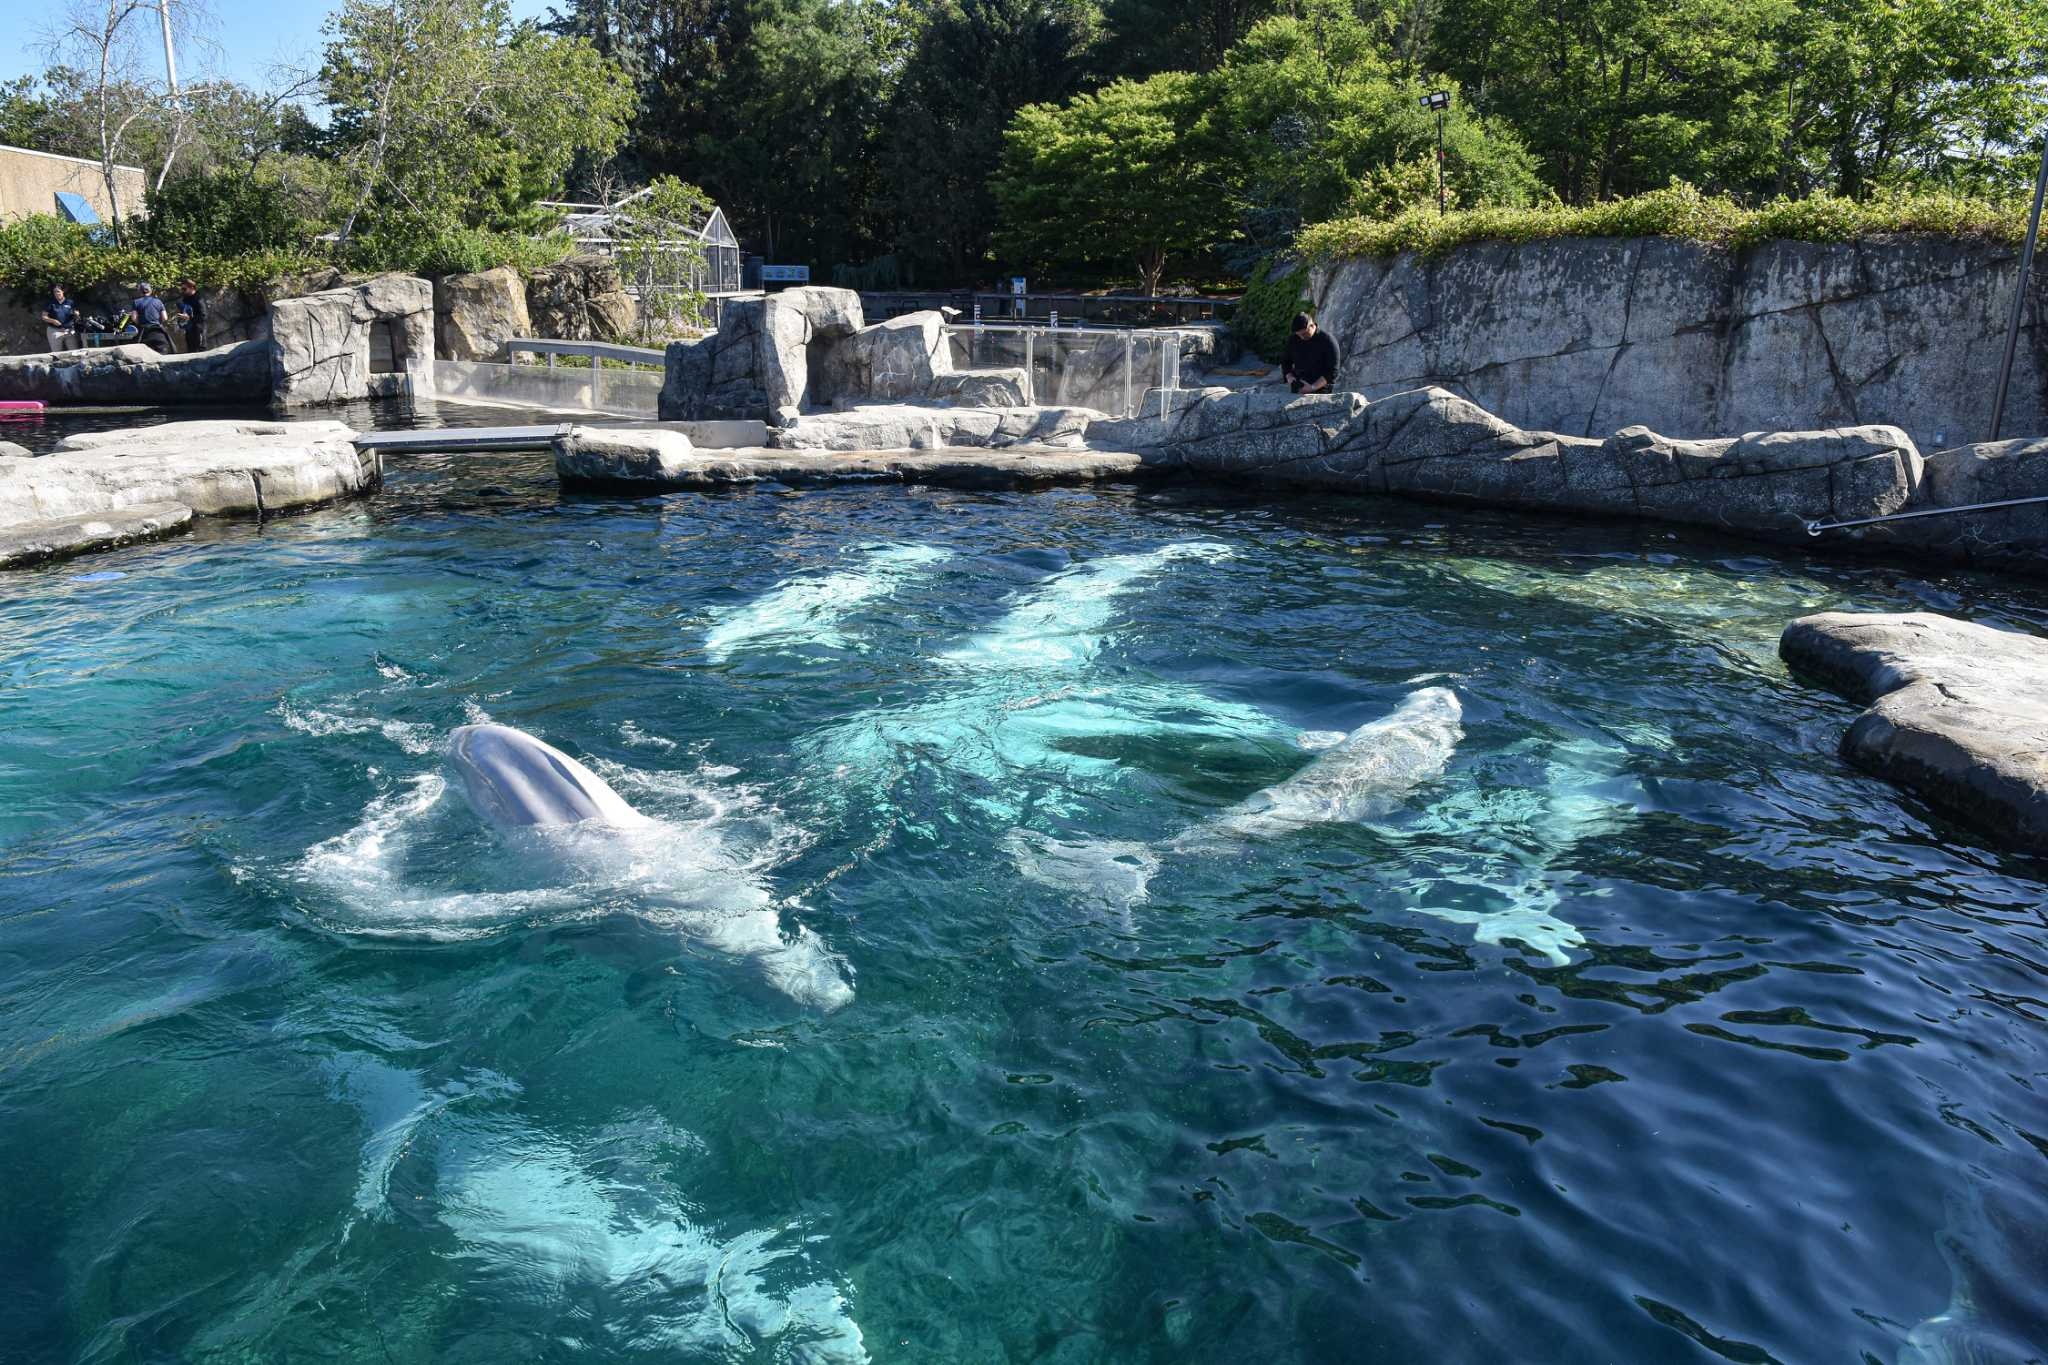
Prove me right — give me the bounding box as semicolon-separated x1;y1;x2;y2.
1231;259;1311;361
1297;184;2030;260
884;0;1103;282
994;72;1236;294
137;172;314;258
611;176;714;341
321;0;635;240
340;212;577;277
0;215;323;303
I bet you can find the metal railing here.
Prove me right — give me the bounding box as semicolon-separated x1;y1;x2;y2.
942;322;1203;416
506;338;667;369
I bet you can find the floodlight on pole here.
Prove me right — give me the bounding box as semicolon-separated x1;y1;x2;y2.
1420;91;1451;215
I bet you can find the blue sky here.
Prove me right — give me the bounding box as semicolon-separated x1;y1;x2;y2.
2;0;558;90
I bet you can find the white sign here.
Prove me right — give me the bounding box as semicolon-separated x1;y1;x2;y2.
1011;277;1027;296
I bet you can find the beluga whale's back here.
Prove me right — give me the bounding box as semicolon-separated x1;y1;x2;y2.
448;723;647;829
1194;686;1465;844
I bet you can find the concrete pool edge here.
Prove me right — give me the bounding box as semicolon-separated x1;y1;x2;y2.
1781;612;2048;856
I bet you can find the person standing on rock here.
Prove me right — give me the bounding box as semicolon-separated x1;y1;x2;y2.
1283;311;1340;395
175;279;206;352
38;285;80;352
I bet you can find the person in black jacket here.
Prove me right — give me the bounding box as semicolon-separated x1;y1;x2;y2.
1282;311;1340;394
176;279;207;352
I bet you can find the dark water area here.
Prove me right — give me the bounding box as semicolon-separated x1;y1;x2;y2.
1;447;2045;1363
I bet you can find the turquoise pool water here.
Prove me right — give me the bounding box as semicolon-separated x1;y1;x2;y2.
4;449;2046;1363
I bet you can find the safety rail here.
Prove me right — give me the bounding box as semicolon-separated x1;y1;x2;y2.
941;321;1205;416
505;338;667;369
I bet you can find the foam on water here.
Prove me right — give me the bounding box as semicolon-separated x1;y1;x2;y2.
293;743;852;1009
704;543;951;661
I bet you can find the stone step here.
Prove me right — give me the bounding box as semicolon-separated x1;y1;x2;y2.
0;501;193;569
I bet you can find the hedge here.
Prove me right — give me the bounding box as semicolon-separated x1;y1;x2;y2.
1296;184;2033;262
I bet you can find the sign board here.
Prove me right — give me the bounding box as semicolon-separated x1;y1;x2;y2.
760;264;810;284
1011;277;1027;296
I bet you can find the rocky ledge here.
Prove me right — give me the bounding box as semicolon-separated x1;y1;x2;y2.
1781;612;2048;853
0;420;378;570
0;341;273;406
552;424;1142;493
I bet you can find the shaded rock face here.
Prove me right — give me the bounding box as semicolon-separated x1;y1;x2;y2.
552;425;695;490
524;255;636;342
1311;235;2047;452
436;266;531;361
0;500;192;569
813;310;950;406
1781;612;2048;852
1117;383;1925;541
930;369;1029;408
661;287;867;421
0;341;272;405
270;273;436;406
0;419;374;530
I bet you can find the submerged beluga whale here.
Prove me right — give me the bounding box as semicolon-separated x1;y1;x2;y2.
444;724;854;1010
1010;687;1465;907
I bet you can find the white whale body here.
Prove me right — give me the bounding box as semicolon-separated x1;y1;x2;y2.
1011;687;1464;907
705;542;950;661
449;723;649;828
421;723;853;1009
1188;687;1465;845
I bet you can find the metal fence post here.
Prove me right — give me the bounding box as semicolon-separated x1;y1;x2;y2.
1024;328;1035;406
1992;126;2048;442
1124;333;1135;416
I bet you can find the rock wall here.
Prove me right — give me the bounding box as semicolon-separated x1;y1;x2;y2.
663;287;870;422
435;265;530;362
1310;235;2048;453
270;274;436;407
0;341;272;405
523;255;636;343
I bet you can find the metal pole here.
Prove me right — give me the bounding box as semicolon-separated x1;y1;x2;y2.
1436;110;1446;216
158;0;179;93
1991;126;2048;442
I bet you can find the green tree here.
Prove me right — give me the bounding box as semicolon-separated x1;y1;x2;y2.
1212;5;1542;258
320;0;634;243
1772;0;2048;198
1099;0;1280;74
1429;0;1790;203
882;0;1104;283
994;71;1235;293
611;174;714;339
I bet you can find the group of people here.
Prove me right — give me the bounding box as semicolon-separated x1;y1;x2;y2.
36;280;207;355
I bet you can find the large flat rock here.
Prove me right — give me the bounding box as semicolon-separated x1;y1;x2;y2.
0;419;375;526
0;500;193;569
1780;611;2048;852
556;430;1145;493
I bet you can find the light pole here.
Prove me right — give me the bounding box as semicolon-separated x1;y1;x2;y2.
1420;91;1451;216
1991;124;2048;442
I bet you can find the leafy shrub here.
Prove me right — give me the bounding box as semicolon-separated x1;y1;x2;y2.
137;171;311;257
1232;258;1312;362
1298;183;2028;261
0;214;323;302
341;210;575;278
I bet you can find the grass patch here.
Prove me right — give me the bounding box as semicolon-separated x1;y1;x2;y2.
1297;184;2032;261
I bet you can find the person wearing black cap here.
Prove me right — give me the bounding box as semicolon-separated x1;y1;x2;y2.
1282;311;1340;395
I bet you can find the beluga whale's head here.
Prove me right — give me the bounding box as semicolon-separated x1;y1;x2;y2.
447;723;648;830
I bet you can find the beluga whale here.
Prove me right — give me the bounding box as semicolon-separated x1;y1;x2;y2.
448;723;650;829
1010;686;1465;906
440;723;854;1010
